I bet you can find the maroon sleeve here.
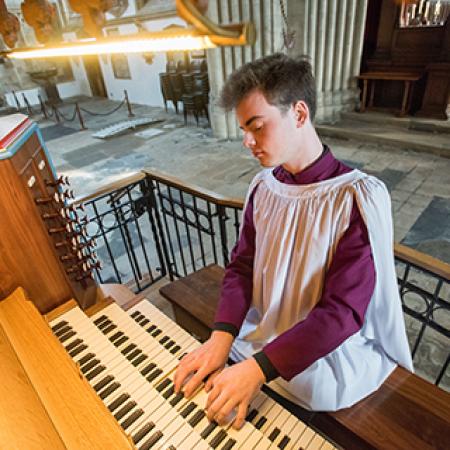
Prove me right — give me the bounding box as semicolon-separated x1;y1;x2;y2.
259;199;376;381
213;188;257;335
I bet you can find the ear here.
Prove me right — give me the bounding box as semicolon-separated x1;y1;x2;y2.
292;101;309;128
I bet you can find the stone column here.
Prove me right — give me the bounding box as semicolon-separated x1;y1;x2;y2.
207;0;368;137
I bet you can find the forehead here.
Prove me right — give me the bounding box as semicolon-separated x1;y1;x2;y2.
235;89;274;122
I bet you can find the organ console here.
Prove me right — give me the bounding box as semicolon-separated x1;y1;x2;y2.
1;114;449;449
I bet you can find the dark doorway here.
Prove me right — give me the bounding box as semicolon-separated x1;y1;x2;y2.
82;55;107;97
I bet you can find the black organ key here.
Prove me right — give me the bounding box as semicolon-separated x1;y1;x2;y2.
93;375;114;392
221;439;237;450
146;368;162;383
86;364;106;381
146;324;157;333
159;336;170;345
180;402;196;418
132;422;155;445
245;409;258;422
134;313;145;323
210;430;227;448
108;393;130;412
178;352;188;361
54;324;72;337
80;358;99;374
78;352;95;366
59;330;76;343
200;421;218;438
110;331;124;342
139;430;163;450
151;328;162;338
114;336;129;347
121;343;137;355
65;338;83;351
188;409;206;427
156;378;171;393
255;416;267;429
268;428;281;441
127;348;142;361
69;343;87;357
164;340;175;350
99;382;120;400
102;323;117;334
130;310;141;319
168;446;176;450
114;401;137;421
278;435;291;449
170;345;181;354
97;319;112;330
140;318;150;326
141;362;157;376
169;392;184;407
132;354;148;367
51;320;68;332
93;314;108;325
121;408;144;430
162;385;175;400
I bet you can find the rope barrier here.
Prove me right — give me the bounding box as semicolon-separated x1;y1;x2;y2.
80;98;126;116
14;90;134;131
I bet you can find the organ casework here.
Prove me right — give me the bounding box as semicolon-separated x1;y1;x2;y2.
0;114;97;313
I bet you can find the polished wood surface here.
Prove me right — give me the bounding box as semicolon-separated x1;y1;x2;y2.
0;288;133;449
160;264;450;450
0;322;66;450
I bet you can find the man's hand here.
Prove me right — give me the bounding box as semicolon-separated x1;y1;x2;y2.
173;330;233;397
205;358;266;430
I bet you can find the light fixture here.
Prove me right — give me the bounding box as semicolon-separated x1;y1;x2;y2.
2;0;255;60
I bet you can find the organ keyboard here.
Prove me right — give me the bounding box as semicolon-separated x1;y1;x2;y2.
49;299;338;450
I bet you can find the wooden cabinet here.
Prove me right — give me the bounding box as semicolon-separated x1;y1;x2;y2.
0;114;96;313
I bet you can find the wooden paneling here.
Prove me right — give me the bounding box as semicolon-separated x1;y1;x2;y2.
0;288;133;449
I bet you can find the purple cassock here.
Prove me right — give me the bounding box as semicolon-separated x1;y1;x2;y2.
214;148;376;381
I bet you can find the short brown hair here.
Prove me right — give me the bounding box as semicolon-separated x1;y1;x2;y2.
219;53;316;120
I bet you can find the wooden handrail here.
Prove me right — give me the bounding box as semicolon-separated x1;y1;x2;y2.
76;168;449;282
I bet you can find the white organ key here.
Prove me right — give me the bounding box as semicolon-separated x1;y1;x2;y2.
294;427;316;449
283;419;309;450
52;309;208;449
267;413;300;449
306;433;326;450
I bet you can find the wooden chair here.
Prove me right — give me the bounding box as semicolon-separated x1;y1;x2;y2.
180;73;210;126
159;73;179;114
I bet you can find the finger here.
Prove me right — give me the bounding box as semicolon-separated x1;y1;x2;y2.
182;368;208;398
205;382;221;410
232;401;249;430
214;399;237;426
204;369;221;393
206;392;228;422
173;360;198;393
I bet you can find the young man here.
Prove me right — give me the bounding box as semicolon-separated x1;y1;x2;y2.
173;53;413;429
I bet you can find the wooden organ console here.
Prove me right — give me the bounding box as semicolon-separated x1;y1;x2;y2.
1;114;449;449
0;114;98;313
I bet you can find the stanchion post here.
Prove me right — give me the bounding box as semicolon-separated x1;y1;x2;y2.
38;94;48;119
12;90;21;111
124;90;134;117
53;104;61;122
75;102;87;130
22;93;33;116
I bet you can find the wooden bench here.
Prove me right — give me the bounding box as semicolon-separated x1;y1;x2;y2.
357;71;422;117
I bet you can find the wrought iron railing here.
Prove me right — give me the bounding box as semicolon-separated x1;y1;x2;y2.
75;169;450;390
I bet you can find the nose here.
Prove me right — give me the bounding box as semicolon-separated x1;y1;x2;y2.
242;131;256;149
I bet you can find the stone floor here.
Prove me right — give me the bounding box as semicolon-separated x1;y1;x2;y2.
36;96;450;264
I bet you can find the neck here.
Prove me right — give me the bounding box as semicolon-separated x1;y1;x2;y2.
282;125;323;175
